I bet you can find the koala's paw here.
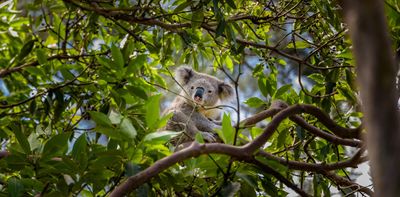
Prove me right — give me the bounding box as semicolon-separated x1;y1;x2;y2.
201;132;217;142
209;119;222;126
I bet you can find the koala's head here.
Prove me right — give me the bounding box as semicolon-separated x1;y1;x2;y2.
175;66;234;106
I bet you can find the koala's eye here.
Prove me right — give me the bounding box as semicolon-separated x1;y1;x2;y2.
191;86;194;89
208;90;212;93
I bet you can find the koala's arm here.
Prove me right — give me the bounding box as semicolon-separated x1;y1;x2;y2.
190;112;221;132
168;110;217;143
208;118;222;126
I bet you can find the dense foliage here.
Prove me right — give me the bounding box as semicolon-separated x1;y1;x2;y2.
0;0;398;196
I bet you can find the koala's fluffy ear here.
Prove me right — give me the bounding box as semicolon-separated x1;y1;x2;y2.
218;82;234;100
175;66;196;85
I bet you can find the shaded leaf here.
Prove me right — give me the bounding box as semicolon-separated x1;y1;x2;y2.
145;94;161;129
17;39;35;61
89;111;112;128
11;124;31;154
8;177;24;197
42;132;71;159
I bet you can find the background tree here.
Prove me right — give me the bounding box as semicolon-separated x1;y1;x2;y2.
0;0;397;196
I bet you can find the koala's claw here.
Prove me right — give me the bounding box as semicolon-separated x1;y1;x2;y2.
201;132;217;142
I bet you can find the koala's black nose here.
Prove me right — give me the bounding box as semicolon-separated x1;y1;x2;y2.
194;87;204;99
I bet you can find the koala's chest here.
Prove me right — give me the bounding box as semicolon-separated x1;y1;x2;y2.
198;107;221;120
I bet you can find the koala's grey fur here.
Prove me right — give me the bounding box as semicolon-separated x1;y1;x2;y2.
163;66;234;145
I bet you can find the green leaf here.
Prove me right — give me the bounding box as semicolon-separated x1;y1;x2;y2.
120;118;137;139
36;48;48;64
278;59;287;66
71;134;87;161
337;84;357;103
11;124;31;154
158;113;173;129
8;177;24;197
29;99;36;114
42;132;71;159
345;68;357;90
192;9;204;28
217;113;234;144
195;132;205;143
274;84;292;99
276;128;288;149
144;131;181;143
71;134;88;169
219;182;240;196
145;94;161;129
174;1;192;13
216;19;226;37
225;55;234;72
17;39;35;61
287;41;310;49
126;85;148;99
250;127;263;139
111;44;124;69
308;73;325;84
225;0;237;9
244;97;265;108
225;24;237;46
258;77;269;97
96;56;113;68
239;181;257;197
261;176;279;196
326;69;339;82
89;111;112;128
126;54;146;76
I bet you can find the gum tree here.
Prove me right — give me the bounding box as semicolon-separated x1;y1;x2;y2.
0;0;398;196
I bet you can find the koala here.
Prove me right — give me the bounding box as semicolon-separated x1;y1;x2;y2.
163;66;234;145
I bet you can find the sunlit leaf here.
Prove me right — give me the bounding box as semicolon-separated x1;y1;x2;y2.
217;113;234;144
120;118;137;139
244;97;265;108
274;84;292;99
144;131;181;143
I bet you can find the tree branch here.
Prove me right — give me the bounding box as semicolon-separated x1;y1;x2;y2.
257;148;367;172
109;142;246;196
0;53;107;78
249;158;311;197
321;170;374;196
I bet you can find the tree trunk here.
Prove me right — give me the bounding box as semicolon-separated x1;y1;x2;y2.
342;0;400;196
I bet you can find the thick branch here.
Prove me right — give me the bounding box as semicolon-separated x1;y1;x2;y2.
110;142;246;197
243;104;361;153
289;115;362;147
111;103;364;196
